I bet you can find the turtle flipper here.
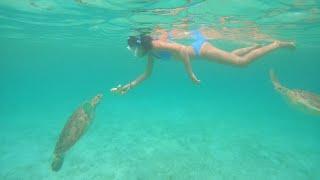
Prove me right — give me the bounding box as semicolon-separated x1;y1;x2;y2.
51;154;64;172
269;69;281;88
269;69;290;95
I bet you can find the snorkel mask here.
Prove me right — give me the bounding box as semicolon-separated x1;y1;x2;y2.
127;35;152;57
127;37;142;57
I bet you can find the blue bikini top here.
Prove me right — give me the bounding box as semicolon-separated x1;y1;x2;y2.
151;30;206;59
151;32;174;60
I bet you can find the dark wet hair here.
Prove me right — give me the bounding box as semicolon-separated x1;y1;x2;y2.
127;34;153;55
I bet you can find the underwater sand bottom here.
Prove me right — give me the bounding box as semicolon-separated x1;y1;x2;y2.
1;110;319;180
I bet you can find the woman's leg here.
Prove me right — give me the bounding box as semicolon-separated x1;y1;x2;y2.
201;41;294;66
231;44;261;56
240;41;294;65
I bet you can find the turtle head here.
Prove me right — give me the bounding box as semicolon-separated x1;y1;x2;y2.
91;93;103;107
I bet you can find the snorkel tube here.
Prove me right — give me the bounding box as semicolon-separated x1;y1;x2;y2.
127;45;138;57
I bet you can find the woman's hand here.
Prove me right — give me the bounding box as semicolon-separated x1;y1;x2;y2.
191;73;201;84
110;84;131;95
180;47;200;85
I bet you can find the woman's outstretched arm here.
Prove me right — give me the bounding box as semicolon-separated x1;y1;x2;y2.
111;55;154;95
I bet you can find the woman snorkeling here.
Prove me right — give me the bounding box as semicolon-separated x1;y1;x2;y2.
111;28;295;95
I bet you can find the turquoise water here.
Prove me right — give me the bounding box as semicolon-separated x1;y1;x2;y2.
1;0;320;179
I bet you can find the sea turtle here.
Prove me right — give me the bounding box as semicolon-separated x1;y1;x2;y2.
270;69;320;114
51;93;103;172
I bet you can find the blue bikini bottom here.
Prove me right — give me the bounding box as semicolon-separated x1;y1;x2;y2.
191;30;207;56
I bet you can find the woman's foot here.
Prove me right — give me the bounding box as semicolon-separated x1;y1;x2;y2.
274;41;296;49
